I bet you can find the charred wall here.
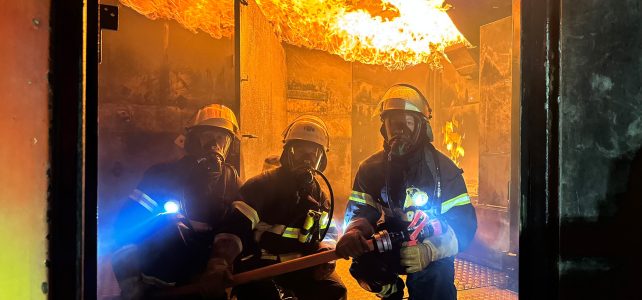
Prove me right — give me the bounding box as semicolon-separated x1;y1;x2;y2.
558;0;642;298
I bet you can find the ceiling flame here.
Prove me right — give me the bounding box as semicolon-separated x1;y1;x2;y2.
120;0;235;39
442;117;465;166
120;0;470;70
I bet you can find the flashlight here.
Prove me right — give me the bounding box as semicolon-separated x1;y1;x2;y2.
164;200;180;214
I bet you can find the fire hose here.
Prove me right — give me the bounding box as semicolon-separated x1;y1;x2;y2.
230;210;444;286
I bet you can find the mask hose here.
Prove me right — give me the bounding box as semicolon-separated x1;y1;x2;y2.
311;168;334;242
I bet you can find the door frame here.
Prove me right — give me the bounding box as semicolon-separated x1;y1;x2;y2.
46;0;561;299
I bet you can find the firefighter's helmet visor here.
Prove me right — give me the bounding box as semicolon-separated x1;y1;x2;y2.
383;111;420;139
287;140;325;171
192;126;233;159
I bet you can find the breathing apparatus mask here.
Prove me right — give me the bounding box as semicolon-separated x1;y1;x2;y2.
185;126;232;174
184;104;239;174
382;111;424;157
377;84;434;159
282;140;326;185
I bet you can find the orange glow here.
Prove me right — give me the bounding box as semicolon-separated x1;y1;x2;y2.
120;0;469;70
120;0;235;39
442;117;465;166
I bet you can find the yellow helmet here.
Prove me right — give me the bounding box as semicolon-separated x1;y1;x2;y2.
188;104;239;136
378;84;434;143
378;84;432;120
282;115;330;152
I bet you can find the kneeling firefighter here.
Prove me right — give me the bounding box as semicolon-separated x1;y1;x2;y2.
214;115;347;300
111;104;243;300
335;84;478;300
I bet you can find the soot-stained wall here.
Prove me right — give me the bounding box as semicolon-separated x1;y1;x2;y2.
558;0;641;298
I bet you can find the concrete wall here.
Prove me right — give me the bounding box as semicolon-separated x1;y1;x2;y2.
558;0;641;297
239;0;288;179
0;1;50;298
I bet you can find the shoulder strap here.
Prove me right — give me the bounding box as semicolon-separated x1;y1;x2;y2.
423;143;442;214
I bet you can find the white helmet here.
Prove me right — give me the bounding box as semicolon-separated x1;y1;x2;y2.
282;115;330;152
281;115;330;172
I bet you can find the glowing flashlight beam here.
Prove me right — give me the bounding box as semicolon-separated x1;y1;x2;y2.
164;201;180;213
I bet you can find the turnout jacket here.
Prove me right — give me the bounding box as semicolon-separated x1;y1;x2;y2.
223;166;338;262
112;155;241;287
344;143;477;252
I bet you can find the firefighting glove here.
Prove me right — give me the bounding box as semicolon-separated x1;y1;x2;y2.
336;218;374;259
399;225;459;273
211;233;243;268
336;229;370;259
197;258;233;299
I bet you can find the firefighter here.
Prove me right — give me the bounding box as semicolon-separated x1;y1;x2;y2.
335;84;478;300
215;115;346;300
111;104;243;300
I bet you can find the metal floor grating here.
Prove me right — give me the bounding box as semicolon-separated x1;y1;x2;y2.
454;259;509;290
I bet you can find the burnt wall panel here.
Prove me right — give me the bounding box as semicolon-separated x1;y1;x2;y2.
239;0;288;179
285;45;352;221
98;5;234;255
0;1;50;298
558;0;641;297
559;1;642;218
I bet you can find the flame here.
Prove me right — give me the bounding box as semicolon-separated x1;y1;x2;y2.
120;0;235;39
256;0;469;69
120;0;469;70
442;117;465;166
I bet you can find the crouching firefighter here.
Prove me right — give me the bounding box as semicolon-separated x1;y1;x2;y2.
335;84;478;300
214;115;347;300
111;104;243;300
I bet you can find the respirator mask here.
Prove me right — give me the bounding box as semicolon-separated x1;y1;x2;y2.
383;111;423;157
186;127;232;173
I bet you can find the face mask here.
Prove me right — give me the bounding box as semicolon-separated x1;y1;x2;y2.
287;140;324;172
187;127;232;172
383;111;422;157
